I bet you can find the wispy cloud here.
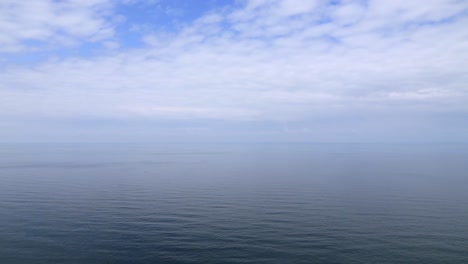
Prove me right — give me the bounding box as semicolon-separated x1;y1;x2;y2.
1;0;467;141
0;0;115;53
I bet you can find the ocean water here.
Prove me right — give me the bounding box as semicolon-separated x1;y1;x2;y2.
0;143;467;264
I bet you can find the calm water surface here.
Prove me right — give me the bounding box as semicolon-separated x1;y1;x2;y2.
0;143;467;264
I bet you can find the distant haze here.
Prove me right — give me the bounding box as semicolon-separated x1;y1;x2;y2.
1;0;467;142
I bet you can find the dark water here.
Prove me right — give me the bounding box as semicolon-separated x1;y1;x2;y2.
1;143;467;264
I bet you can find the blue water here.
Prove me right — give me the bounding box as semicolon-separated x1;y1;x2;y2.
0;143;467;263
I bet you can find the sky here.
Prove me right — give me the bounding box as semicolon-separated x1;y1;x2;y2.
1;0;468;143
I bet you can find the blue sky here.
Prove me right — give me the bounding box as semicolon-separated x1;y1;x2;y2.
1;0;468;142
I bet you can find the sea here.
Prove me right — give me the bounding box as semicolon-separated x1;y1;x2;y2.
0;143;467;264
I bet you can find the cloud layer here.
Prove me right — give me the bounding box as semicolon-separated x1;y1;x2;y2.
1;0;468;141
0;0;115;52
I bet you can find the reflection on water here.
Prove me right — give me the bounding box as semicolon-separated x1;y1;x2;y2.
1;143;468;264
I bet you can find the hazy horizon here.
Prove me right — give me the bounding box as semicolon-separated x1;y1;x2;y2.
2;2;468;263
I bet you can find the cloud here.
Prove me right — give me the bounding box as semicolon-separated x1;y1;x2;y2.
0;0;114;52
0;0;468;141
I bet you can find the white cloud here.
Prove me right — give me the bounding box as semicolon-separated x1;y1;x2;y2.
0;0;467;140
0;0;114;52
